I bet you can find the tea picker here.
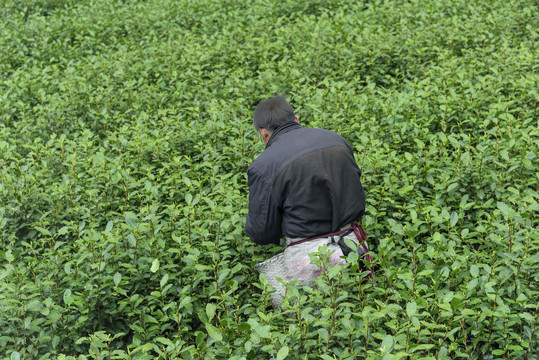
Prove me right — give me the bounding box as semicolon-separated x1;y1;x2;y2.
245;97;373;308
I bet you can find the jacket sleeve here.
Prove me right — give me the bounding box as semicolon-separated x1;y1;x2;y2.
245;167;282;245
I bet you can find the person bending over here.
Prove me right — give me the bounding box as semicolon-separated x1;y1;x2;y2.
245;97;373;308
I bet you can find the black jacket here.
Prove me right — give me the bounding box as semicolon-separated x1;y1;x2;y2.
246;122;366;245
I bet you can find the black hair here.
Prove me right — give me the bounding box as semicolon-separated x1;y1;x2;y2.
253;97;295;133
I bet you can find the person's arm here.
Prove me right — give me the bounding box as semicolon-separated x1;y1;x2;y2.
245;167;282;245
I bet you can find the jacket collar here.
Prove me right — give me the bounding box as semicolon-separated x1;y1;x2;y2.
266;122;301;149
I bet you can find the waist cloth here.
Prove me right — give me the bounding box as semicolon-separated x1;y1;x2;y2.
255;222;374;308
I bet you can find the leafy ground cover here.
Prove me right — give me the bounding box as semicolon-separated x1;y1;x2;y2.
0;0;538;359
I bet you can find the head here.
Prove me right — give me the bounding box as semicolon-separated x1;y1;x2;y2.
253;97;299;144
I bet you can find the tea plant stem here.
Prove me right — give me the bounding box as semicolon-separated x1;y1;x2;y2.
487;295;497;344
176;312;182;337
503;316;508;359
123;177;129;210
440;312;454;348
524;312;537;360
376;187;385;215
325;272;341;353
410;236;417;293
355;272;365;308
364;317;370;354
295;295;305;354
96;247;104;295
461;318;467;352
516;228;530;294
231;292;240;329
405;313;412;353
478;150;484;184
506;218;513;253
21;300;26;347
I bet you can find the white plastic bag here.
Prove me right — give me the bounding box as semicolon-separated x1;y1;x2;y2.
256;233;355;308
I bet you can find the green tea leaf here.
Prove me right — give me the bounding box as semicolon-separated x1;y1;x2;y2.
205;323;222;342
151;258;160;273
35;226;51;236
155;337;174;347
247;319;270;338
497;202;511;217
406;302;417;318
206;303;216;321
63;289;73;306
58;226;69;235
450;212;458;227
160;273;169;287
468;278;478;291
277;345;289;360
447;183;459;193
391;222;404;235
125;212;139;229
470;265;479;278
381;335;394;352
179;296;192;309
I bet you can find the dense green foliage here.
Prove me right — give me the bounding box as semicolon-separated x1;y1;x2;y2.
1;0;538;359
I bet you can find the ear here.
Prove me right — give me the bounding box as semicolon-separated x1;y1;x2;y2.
259;128;272;145
294;115;299;123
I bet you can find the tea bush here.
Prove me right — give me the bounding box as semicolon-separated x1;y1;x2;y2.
0;0;538;359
